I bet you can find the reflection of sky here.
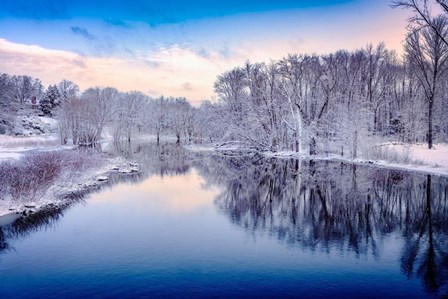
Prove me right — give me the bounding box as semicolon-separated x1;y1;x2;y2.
0;0;410;103
91;168;220;215
0;164;428;298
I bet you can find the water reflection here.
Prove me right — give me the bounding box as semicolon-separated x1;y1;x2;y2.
1;141;448;296
103;140;190;177
0;207;64;254
193;154;448;295
0;141;192;253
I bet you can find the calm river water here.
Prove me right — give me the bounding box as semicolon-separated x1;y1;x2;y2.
1;142;447;298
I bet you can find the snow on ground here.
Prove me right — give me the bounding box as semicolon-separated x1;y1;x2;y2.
184;144;216;152
0;134;59;150
391;143;448;168
0;134;140;218
38;116;58;128
265;143;448;177
0;153;139;218
0;135;76;162
0;152;23;161
186;142;448;177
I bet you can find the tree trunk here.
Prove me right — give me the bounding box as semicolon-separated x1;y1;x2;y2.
428;97;434;149
310;136;316;155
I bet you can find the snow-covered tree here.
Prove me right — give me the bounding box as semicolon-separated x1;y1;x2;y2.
40;85;61;116
113;91;149;142
57;79;79;102
10;75;43;105
405;16;448;148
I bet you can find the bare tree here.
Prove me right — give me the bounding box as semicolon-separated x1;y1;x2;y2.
392;0;448;45
57;80;79;102
113;91;148;142
405;16;448;148
10;75;43;105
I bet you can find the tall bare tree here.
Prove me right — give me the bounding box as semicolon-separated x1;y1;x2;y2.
405;16;448;148
392;0;448;46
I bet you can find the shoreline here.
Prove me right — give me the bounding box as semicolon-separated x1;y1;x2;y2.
185;144;448;178
2;140;447;222
0;154;139;220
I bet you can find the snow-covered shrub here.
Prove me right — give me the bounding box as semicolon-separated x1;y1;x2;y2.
360;144;424;165
0;152;62;202
0;150;103;203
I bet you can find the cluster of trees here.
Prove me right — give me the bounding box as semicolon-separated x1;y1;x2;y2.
58;90;198;145
0;74;79;116
204;35;448;155
0;73;199;145
2;0;448;154
0;74;43;106
193;0;448;155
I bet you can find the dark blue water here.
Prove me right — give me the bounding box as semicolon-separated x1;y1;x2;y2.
1;142;447;298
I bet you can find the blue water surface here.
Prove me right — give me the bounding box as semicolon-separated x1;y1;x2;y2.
0;142;447;298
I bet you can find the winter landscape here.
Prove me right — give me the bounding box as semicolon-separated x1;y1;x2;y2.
1;0;448;298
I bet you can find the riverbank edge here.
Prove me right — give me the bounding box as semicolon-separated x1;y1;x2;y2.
185;144;448;178
0;155;139;221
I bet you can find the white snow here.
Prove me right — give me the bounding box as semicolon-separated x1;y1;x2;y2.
186;142;448;177
263;143;448;177
0;138;140;217
0;152;23;160
0;134;59;150
38;116;58;127
398;143;448;168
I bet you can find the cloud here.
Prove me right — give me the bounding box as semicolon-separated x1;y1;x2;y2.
71;26;96;40
0;38;239;104
104;19;130;28
70;26;118;57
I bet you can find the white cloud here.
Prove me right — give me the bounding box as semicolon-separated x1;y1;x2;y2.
0;38;239;104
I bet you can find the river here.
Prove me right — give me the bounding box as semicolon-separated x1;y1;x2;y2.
1;141;447;298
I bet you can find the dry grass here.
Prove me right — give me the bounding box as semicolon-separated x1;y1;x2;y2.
361;144;425;165
0;136;59;149
0;150;103;203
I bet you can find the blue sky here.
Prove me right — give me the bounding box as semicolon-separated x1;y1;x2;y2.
0;0;410;103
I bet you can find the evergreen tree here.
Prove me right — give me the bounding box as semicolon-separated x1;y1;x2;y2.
40;85;61;116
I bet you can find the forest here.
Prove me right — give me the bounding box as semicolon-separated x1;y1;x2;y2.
1;0;448;160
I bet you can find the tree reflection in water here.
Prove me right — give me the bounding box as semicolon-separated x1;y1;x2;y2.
1;143;447;296
193;153;448;295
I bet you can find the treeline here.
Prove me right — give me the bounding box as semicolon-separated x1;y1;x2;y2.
206;40;448;156
2;2;448;156
203;1;448;155
0;73;198;145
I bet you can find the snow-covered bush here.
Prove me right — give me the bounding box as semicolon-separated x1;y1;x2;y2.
0;150;103;203
360;144;422;165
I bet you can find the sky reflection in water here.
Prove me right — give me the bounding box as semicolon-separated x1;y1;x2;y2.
0;141;447;298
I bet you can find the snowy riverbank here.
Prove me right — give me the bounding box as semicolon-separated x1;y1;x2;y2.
186;143;448;177
0;136;140;219
0;154;139;219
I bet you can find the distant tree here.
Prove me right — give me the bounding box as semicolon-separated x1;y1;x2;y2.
78;87;119;144
57;79;79;101
10;75;43;104
167;97;192;143
40;85;61;116
0;73;14;105
150;96;168;143
113;91;148;142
